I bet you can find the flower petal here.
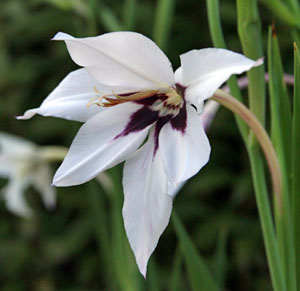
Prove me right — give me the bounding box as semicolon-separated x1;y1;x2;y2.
17;69;110;122
159;105;211;183
0;132;36;157
33;165;56;210
2;177;32;218
53;102;152;186
53;32;175;91
177;48;263;105
122;132;172;277
0;132;36;176
168;181;185;198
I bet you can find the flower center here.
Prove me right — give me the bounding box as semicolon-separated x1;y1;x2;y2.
87;86;184;117
150;88;183;117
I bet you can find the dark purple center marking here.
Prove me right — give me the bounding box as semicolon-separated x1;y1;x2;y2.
114;86;188;156
170;104;187;133
154;114;173;154
114;106;159;139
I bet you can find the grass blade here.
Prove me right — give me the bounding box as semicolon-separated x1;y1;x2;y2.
122;0;137;30
206;0;248;140
267;24;296;291
212;227;228;288
152;0;175;50
259;0;300;28
97;4;123;31
267;24;292;179
292;42;300;291
169;247;183;291
172;211;219;291
237;0;265;124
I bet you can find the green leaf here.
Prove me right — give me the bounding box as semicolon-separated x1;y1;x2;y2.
267;24;292;181
212;227;228;288
259;0;300;28
292;42;300;291
122;0;137;30
152;0;175;50
206;0;248;140
267;25;296;291
146;259;161;291
237;0;265;124
172;211;219;291
169;247;183;291
97;4;123;31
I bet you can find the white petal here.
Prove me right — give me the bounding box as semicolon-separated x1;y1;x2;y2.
53;32;175;91
167;180;185;198
166;101;218;198
122;132;172;277
17;69;110;122
53;102;151;186
2;177;32;218
0;132;36;157
174;67;183;84
159;105;211;183
0;133;36;176
33;165;56;210
178;48;263;105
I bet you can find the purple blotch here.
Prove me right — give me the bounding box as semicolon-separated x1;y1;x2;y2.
114;106;159;139
153;114;172;155
135;94;167;106
170;102;187;133
175;83;186;97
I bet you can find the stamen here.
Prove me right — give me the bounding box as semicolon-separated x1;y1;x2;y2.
114;90;158;101
86;86;183;115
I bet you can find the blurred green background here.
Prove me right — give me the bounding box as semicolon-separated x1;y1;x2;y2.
0;0;296;290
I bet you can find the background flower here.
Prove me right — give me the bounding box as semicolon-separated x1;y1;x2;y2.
0;132;56;217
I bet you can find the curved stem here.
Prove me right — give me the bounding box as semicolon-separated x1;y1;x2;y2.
212;89;282;211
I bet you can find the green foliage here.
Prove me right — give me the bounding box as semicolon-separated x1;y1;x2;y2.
1;0;300;290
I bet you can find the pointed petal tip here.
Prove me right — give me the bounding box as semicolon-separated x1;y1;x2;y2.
51;179;64;187
16;110;36;120
137;260;148;279
51;177;62;187
254;57;264;67
51;32;72;41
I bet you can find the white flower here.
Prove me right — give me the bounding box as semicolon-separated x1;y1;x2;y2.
0;133;58;217
18;31;262;276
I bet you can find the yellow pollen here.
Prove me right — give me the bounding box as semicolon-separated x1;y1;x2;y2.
164;88;182;107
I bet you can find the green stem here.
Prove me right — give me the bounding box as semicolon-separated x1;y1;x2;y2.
212;89;286;291
212;90;281;207
206;0;226;49
152;0;175;50
206;0;248;141
247;149;286;291
237;0;265;125
259;0;300;28
292;42;300;291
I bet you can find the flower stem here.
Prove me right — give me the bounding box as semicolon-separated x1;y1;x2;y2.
212;89;282;211
213;89;285;291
